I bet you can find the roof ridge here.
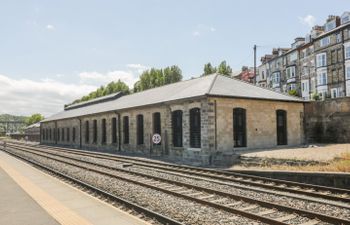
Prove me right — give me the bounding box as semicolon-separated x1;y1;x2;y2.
206;73;219;94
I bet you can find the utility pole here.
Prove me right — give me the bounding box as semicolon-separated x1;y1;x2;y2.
253;44;257;85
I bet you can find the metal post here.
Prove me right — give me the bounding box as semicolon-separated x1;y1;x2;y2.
254;45;257;85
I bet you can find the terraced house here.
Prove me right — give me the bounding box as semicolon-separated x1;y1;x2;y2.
40;74;304;166
257;11;350;100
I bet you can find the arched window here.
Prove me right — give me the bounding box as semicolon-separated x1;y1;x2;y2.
190;108;201;148
233;108;247;147
137;114;144;145
72;127;76;142
276;110;287;145
93;120;97;143
123;116;129;144
112;117;117;144
172;110;183;147
61;128;65;142
67;128;70;142
101;118;106;144
85;121;89;143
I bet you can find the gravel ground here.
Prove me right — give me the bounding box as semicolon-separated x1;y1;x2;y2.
12;147;350;222
238;144;350;161
10;148;264;225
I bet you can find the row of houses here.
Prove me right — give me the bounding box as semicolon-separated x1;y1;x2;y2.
256;12;350;100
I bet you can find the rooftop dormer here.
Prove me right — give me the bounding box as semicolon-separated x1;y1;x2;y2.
324;15;340;32
341;11;350;24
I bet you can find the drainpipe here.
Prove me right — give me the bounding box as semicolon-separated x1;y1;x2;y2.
78;118;82;149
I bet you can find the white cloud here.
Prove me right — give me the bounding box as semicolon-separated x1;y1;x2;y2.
46;24;55;30
0;64;147;117
126;64;149;74
0;74;96;116
79;70;138;87
298;15;316;27
192;24;216;37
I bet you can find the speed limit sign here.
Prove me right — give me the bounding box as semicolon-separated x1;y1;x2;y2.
152;133;161;144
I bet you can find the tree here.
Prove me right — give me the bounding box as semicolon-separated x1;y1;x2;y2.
202;63;217;76
217;60;232;76
69;79;130;106
25;114;44;126
288;89;298;96
134;65;182;93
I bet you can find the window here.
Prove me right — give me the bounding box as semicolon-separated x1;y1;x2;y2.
262;71;265;80
189;108;201;148
153;113;161;145
325;21;336;32
347;66;350;80
316;53;327;67
67;128;70;142
112;117;117;144
93;120;97;143
341;13;350;24
320;36;330;47
136;115;144;145
233;108;247;147
172;110;183;147
85;121;89;143
101;119;106;144
331;88;339;98
61;128;65;141
317;71;327;86
345;46;350;59
57;127;60;141
336;33;342;43
288;83;296;91
286;66;296;79
276;110;287;145
289;52;297;62
272;72;280;84
123;116;129;144
72;127;76;142
302;80;309;92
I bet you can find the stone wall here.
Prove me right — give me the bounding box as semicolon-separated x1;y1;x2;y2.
211;97;304;152
304;97;350;143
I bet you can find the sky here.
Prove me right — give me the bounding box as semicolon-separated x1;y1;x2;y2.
0;0;348;117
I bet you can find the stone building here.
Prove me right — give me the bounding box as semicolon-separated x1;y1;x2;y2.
24;122;41;142
41;74;304;166
257;11;350;100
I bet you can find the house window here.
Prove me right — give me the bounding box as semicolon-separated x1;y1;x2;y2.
317;71;327;86
172;110;183;147
67;128;70;142
189;108;201;148
331;88;339;98
262;71;265;80
93;120;97;143
123;116;129;144
233;108;247;147
136;115;144;145
112;117;117;144
320;36;330;47
85;121;90;143
101;118;106;144
72;127;76;142
286;66;296;79
336;33;342;43
345;46;350;59
316;53;327;67
272;72;280;84
346;66;350;80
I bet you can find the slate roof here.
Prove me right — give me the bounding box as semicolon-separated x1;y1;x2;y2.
43;74;303;122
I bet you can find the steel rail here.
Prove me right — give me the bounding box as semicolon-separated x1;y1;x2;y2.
6;145;350;225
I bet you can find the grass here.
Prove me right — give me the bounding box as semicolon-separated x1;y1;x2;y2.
265;152;350;172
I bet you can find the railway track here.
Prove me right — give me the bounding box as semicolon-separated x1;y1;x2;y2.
8;141;350;204
2;142;350;225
